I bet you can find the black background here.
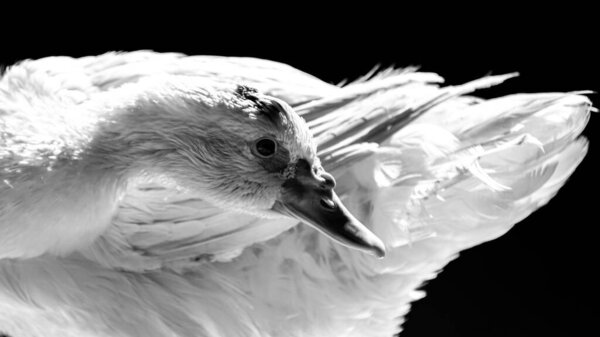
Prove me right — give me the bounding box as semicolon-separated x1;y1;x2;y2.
2;13;597;336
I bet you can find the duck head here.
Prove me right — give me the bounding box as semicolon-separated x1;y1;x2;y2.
95;79;385;257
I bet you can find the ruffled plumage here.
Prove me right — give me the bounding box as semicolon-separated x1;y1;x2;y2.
0;51;592;337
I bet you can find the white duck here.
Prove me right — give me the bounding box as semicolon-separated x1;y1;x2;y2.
0;51;591;337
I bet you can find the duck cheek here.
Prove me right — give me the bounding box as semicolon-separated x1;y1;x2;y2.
271;176;386;258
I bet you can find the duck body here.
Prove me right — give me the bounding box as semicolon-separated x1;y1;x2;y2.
0;51;592;337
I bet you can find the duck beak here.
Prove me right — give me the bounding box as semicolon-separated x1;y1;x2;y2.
272;160;386;258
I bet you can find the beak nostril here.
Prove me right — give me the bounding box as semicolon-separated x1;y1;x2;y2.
320;197;336;210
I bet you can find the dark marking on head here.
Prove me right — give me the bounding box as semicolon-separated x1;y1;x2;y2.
235;85;286;127
235;85;260;102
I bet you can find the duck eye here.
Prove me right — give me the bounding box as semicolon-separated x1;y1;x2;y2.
253;137;277;158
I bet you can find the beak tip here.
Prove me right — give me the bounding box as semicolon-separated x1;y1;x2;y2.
368;238;386;258
372;245;386;258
